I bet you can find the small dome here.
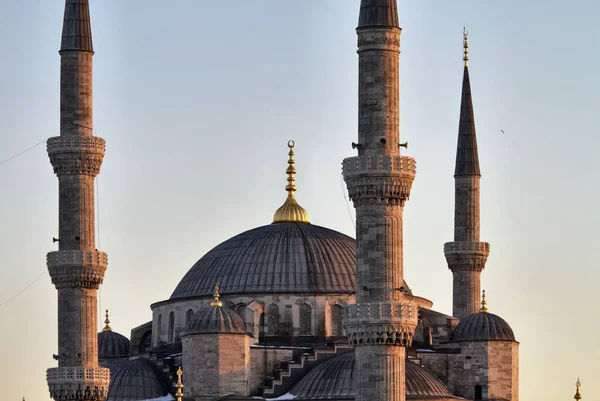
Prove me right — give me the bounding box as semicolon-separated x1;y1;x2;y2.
184;305;246;335
107;359;172;401
98;331;130;359
451;312;516;342
289;352;455;399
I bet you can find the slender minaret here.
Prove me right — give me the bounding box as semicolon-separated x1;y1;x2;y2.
343;2;431;401
46;1;110;400
444;29;490;319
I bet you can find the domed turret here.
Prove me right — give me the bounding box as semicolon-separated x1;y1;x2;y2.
106;359;172;401
98;310;130;366
451;291;516;342
184;284;246;336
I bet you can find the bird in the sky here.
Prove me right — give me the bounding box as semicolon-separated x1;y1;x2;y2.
500;129;505;134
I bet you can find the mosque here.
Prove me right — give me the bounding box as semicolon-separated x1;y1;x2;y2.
42;1;537;401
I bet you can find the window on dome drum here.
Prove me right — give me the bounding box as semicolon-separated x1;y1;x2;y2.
475;385;483;400
236;303;247;321
185;309;194;328
331;304;344;337
299;303;312;335
168;312;175;343
267;304;280;335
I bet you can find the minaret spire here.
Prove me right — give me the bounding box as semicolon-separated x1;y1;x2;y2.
60;0;94;53
574;379;582;401
46;1;109;400
445;29;490;319
344;2;432;401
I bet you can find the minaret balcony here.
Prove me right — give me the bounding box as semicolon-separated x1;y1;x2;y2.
344;297;432;347
47;250;108;289
444;241;490;272
47;366;110;401
47;136;105;176
343;155;416;206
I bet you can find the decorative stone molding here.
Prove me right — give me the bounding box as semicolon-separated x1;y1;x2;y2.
444;241;490;272
47;366;110;401
343;155;416;206
47;136;105;177
47;250;108;289
357;30;401;50
344;297;432;347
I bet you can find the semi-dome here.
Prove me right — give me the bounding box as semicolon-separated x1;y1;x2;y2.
171;222;357;298
106;359;173;401
451;311;516;342
289;352;455;400
98;311;130;360
184;287;246;335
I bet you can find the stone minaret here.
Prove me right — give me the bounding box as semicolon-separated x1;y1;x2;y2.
46;1;110;400
343;2;431;401
444;30;490;319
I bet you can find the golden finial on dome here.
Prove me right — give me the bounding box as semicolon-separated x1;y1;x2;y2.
210;283;223;307
175;366;184;401
102;309;112;332
463;27;469;67
273;140;310;224
480;290;489;313
574;378;582;400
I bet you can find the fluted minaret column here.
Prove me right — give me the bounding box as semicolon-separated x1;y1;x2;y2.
46;1;110;400
444;30;490;319
343;2;431;401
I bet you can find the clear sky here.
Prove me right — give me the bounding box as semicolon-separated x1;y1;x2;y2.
0;1;598;400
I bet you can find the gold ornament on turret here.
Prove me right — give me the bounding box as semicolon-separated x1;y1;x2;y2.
574;378;582;400
480;290;489;313
210;282;223;307
273;140;310;224
103;310;112;332
463;27;469;67
175;366;184;401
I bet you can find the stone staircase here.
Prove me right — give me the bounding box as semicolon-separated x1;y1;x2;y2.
259;344;353;398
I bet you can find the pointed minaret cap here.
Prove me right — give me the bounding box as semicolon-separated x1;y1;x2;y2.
574;378;582;401
358;0;400;29
273;141;310;224
175;366;184;401
480;290;489;313
455;27;481;177
210;283;223;307
102;310;112;332
60;0;94;53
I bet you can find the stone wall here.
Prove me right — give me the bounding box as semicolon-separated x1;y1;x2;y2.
182;333;250;400
249;346;294;395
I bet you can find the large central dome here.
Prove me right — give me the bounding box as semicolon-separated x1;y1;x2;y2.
171;222;358;299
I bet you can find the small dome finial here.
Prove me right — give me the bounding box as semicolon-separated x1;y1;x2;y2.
574;378;582;400
463;27;469;67
273;140;310;223
175;366;184;401
480;290;489;313
210;283;223;307
103;309;112;332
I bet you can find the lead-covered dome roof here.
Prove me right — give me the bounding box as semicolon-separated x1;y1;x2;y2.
171;222;358;298
106;359;172;401
184;304;246;335
98;331;130;360
451;312;516;342
289;352;455;400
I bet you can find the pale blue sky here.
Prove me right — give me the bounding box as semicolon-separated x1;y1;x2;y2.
1;1;599;400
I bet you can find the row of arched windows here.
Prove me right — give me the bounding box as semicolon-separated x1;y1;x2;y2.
265;303;345;337
156;309;196;344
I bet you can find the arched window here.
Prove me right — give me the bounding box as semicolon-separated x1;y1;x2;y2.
267;304;280;335
168;312;175;343
331;304;344;337
474;385;483;400
299;303;312;335
156;314;162;343
236;303;247;320
185;309;194;328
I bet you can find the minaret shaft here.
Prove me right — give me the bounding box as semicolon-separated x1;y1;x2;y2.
46;1;109;399
343;3;431;401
